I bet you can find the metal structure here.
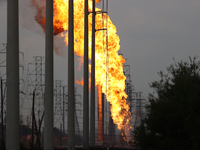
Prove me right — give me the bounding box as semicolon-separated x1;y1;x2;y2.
90;0;96;147
28;56;45;124
123;65;134;118
0;44;25;110
62;86;67;134
54;80;63;126
74;92;81;143
0;45;8;139
123;60;147;142
83;0;89;148
6;0;20;149
68;0;75;149
44;0;54;149
133;92;146;127
0;44;26;146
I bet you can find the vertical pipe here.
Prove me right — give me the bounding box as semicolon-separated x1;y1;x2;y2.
68;0;75;150
1;78;3;141
44;0;54;149
90;0;96;147
83;0;89;149
6;0;19;149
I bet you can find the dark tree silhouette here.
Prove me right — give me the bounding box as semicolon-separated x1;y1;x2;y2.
134;57;200;150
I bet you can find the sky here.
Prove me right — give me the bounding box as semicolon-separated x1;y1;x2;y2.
0;0;200;100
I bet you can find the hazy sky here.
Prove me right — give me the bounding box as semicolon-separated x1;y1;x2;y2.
0;0;200;99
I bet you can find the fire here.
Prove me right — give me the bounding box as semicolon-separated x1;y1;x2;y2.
31;0;132;141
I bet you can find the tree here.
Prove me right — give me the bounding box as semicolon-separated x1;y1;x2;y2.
133;57;200;150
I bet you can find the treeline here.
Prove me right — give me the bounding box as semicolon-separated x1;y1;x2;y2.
134;57;200;150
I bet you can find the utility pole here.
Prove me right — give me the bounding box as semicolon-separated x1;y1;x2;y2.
83;0;89;149
68;0;75;150
6;0;20;149
44;0;54;149
90;0;96;147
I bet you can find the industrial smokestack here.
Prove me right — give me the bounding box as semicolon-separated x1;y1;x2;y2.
90;0;96;147
68;0;75;150
83;0;89;149
6;0;20;150
44;0;54;150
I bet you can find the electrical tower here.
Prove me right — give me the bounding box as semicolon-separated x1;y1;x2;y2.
28;56;45;127
54;80;63;127
74;89;81;138
0;44;26;129
0;45;7;129
133;92;146;127
124;64;134;114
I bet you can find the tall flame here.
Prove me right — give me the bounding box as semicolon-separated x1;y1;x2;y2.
31;0;132;141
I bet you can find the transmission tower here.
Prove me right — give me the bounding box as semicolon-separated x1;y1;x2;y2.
54;80;63;127
133;92;146;127
123;65;134;113
0;45;7;128
74;89;81;137
62;86;67;133
28;56;45;126
0;43;26;128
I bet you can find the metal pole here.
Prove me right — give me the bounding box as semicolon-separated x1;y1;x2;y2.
1;78;3;141
68;0;75;150
6;0;20;149
44;0;54;149
90;0;96;147
83;0;89;149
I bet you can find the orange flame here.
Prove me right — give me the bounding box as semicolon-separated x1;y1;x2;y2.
31;0;132;141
